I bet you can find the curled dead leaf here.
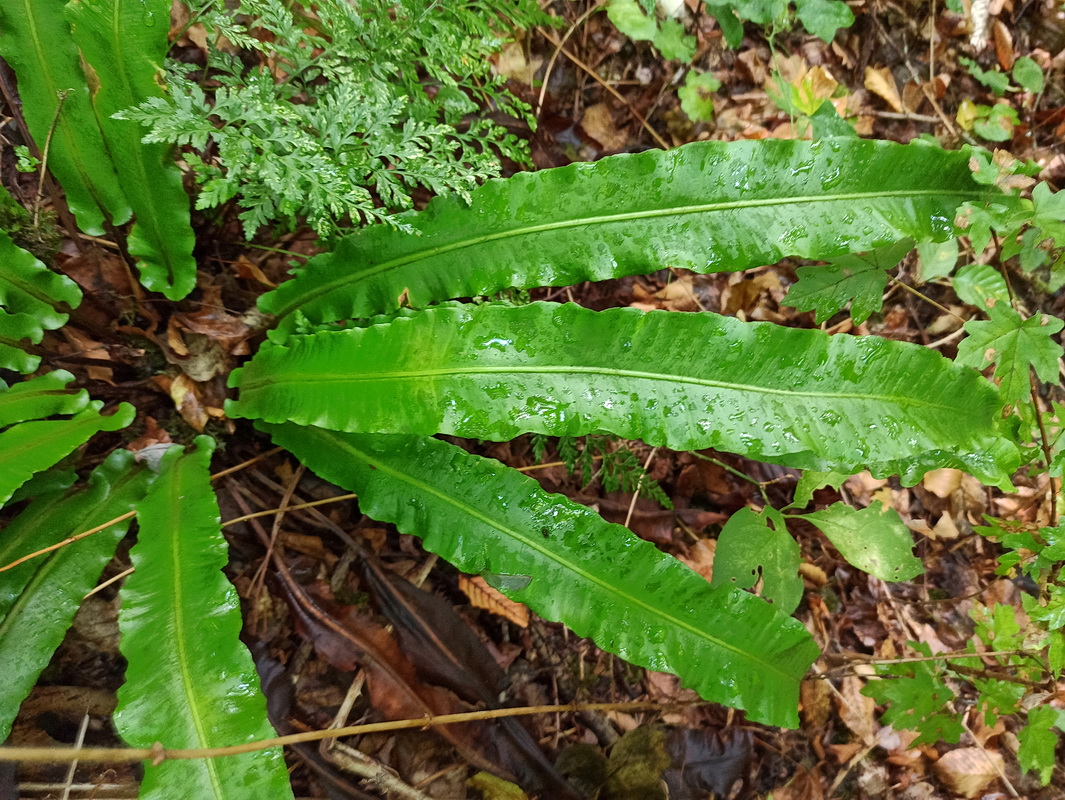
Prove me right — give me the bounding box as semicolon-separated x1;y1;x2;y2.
932;747;1003;798
459;575;530;628
864;66;904;112
923;468;962;498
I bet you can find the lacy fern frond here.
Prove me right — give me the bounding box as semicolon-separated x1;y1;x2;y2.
117;0;546;238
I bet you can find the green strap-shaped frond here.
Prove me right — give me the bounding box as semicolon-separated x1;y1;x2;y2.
0;0;130;234
115;438;293;800
0;230;82;372
0;313;43;373
66;0;197;299
231;302;1019;488
261;139;996;334
0;402;134;507
0;370;87;427
264;424;820;728
0;451;153;741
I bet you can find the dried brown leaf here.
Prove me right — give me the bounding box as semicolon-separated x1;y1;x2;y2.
678;538;715;582
864;66;904;112
932;747;1003;797
836;676;877;745
770;765;824;800
362;563;580;799
459;575;529;628
992;18;1014;69
580;103;629;152
233;255;277;287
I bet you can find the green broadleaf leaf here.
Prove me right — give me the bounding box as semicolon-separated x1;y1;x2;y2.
607;0;658;41
707;3;744;47
114;437;292;800
260;139;995;334
797;501;923;581
957;305;1064;404
1018;705;1065;785
678;71;721;122
959;57;1011;96
0;0;130;234
953;263;1009;309
782;240;912;323
795;0;854;42
1011;56;1045;95
732;0;788;26
653;18;696;60
0;451;151;741
0;402;134;506
710;508;803;613
789;469;849;510
66;0;197;299
0;230;80;330
862;642;964;746
0;370;86;428
231;302;1019;488
809;103;857;139
0;313;43;373
915;238;958;283
263;424;819;727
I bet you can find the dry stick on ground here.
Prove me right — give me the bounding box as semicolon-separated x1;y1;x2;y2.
960;715;1021;798
536;1;604;117
226;484;433;800
870;16;964;141
244;463;437;794
623;446;658;529
0;700;698;764
889;277;968;322
247;462;304;617
997;241;1060;524
32;90;70;228
536;28;672;150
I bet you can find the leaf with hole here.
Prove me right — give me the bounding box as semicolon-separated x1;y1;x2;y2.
710;508;803;613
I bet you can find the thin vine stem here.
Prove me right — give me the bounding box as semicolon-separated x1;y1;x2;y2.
0;446;287;574
0;700;705;764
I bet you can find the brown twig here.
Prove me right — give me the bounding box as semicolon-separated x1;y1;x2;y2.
0;447;288;574
1031;371;1059;525
221;493;358;527
536;2;604;117
536;29;671;150
0;700;704;764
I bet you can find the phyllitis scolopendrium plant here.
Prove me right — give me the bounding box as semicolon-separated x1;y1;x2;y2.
0;1;1060;795
227;137;1024;730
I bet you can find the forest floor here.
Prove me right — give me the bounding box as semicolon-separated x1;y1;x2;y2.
5;1;1065;799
